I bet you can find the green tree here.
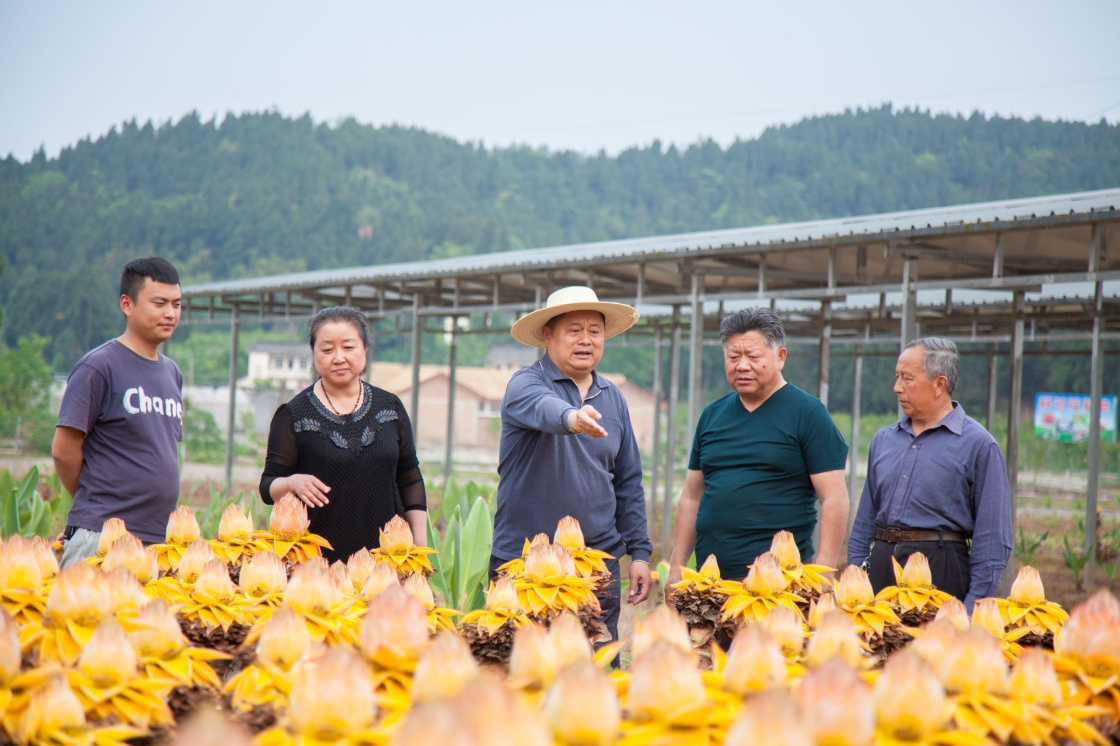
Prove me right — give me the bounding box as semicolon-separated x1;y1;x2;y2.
0;335;55;453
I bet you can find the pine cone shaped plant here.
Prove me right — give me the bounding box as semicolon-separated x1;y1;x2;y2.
769;530;835;602
221;606;313;717
552;516;614;592
833;565;913;660
0;536;49;631
370;515;436;579
458;577;530;668
669;554;736;650
208;503;259;570
874;553;952;626
251;495;333;568
718;552;805;629
994;565;1068;648
151;505;204;574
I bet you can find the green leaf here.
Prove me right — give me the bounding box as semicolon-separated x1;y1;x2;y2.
455;496;494;612
427;512;450;601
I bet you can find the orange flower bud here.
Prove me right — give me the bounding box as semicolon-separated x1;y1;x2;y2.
0;535;42;591
45;562;110;628
255;606;312;672
745;552;787;595
217;504;254;543
358;586;430;664
761;604;807;660
874;651;950;741
770;530;802;569
632;603;692;659
101;533;146;576
834;565;875;608
543;660;620;746
808;591;838;629
287;648;377;736
79;619;138;688
485;576;520;612
131;599;188;659
238;549;287;598
97;517;130;556
177;539;218;584
412;633;479;703
284;560;338;617
166;505;201;545
698;554;722;580
627;640;708;725
932;597;970;631
724;624;789;695
359;561;401;603
549;613;594;670
29;536;59;580
553;516;586;549
346;547;378;592
269;494;309;540
378;514;416;554
1008;565;1047;607
797;658;875;746
898;552;934;588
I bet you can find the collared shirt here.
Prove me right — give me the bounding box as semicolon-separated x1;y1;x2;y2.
492;354;652;564
847;402;1013;605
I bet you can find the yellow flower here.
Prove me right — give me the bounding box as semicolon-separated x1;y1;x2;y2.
347;547;379;592
284;559;341;618
834;565;875;608
0;535;42;591
270;494;310;540
254;606;313;672
95;517;130;557
631;603;692;659
360;561;402;603
330;560;354;597
770;530;802;568
217;503;254;543
938;627;1009;696
1009;646;1064;707
548;613;596;671
873;650;953;742
553;515;586;548
803;609;868;670
509;622;556;686
796;658;875;746
46;561;111;629
745;552;789;595
29;536;59;580
723;624;790;696
373;515;436;577
358;586;431;669
238;548;288;599
543;660;621;746
78;619;138;688
808;590;838;629
105;566;150;617
627;640;708;727
1054;588;1120;681
0;607;20;684
411;632;480;703
131;599;189;660
101;533;147;575
760;603;809;662
932;596;971;631
1008;565;1046;606
166;504;202;545
176;539;218;584
286;648;379;739
898;552;934;587
725;691;812;746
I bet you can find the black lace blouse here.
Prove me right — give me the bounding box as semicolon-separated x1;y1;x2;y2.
259;381;427;562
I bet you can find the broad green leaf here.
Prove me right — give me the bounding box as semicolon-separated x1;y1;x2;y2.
427;513;450;601
455;496;494;613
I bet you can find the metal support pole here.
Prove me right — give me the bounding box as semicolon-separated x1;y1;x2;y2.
847;338;864;535
650;324;664;555
1003;290;1025;594
819;300;832;407
443;319;458;485
409;294;422;439
986;343;999;433
899;257;918;420
687;274;704;442
225;305;240;499
663;307;682;557
1085;224;1105;589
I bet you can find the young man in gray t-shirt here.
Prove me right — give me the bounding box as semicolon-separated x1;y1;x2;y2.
53;257;184;568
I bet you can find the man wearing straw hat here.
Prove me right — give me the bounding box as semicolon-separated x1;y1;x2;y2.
490;286;654;643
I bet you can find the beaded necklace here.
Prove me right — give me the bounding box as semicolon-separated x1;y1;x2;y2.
320;380;363;416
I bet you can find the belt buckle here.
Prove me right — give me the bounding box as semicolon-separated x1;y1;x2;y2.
884;528;903;543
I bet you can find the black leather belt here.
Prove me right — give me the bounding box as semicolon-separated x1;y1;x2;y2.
875;527;969;544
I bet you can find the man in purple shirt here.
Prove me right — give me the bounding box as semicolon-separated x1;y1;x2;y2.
53;257;183;568
847;337;1012;611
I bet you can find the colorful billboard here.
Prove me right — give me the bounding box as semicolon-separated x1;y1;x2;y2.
1034;392;1116;442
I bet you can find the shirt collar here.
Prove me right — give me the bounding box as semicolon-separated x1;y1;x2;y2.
896;401;965;435
537;352;610;390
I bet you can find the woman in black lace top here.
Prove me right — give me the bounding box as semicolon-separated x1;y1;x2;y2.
259;307;428;562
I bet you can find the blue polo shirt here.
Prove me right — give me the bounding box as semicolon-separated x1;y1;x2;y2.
846;402;1013;606
492;355;652;564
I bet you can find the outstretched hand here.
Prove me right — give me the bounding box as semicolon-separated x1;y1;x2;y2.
568;405;609;438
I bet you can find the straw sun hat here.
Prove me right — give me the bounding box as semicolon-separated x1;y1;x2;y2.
510;286;640;348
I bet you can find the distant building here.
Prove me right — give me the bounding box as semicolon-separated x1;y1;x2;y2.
242;342;657;454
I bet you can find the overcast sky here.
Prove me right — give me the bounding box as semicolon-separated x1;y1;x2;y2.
2;1;1119;162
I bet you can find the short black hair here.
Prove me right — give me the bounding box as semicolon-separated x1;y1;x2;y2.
120;257;180;300
719;306;786;350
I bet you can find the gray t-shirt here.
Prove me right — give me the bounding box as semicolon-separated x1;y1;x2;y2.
57;339;183;542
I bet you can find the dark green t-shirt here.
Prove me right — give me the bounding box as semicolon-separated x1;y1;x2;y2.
689;383;848;580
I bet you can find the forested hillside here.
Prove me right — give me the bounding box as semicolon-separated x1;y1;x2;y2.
1;104;1118;379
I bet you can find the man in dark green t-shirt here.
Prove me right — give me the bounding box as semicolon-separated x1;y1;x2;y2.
666;307;849;584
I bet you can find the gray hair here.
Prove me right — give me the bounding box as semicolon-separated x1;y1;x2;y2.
905;337;959;394
719;307;786;350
